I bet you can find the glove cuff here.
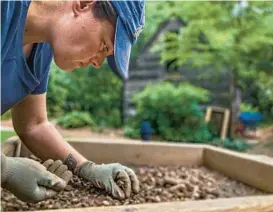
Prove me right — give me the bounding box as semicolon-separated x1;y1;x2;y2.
74;161;95;178
1;154;9;186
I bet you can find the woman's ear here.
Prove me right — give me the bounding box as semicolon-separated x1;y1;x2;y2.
72;0;96;17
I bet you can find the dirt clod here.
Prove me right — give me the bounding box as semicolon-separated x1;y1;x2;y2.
1;164;267;211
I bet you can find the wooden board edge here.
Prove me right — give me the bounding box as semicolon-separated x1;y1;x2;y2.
65;140;205;166
204;146;273;192
1;137;205;166
30;195;273;212
65;138;208;148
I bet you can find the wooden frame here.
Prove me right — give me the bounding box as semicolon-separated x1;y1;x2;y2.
205;106;230;140
30;196;273;212
2;137;273;212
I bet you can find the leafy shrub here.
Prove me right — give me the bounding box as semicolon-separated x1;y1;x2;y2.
47;62;122;128
210;138;252;152
126;82;211;142
257;87;273;121
64;64;123;128
47;62;69;117
94;108;122;128
245;73;273;121
240;103;258;112
223;139;252;152
57;111;96;129
123;126;140;139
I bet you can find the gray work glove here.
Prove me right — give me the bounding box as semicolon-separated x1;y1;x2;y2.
1;155;70;203
75;161;139;200
43;159;73;184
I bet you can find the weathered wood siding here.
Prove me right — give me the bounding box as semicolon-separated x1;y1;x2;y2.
123;19;232;121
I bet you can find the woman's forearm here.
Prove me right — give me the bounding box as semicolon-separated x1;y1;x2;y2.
16;120;87;171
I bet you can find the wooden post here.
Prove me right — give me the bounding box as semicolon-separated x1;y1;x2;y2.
205;106;230;140
221;109;230;140
205;107;212;123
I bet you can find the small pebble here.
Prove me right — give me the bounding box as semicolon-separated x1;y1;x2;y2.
72;198;79;204
94;199;102;206
105;196;113;201
64;185;73;191
156;172;163;178
154;196;161;202
164;176;179;185
102;200;110;206
48;204;54;209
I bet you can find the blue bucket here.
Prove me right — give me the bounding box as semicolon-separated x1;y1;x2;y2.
239;112;263;127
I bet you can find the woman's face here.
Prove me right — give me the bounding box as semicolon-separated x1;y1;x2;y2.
51;1;115;71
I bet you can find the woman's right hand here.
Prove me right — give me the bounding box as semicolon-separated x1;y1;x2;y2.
1;155;72;203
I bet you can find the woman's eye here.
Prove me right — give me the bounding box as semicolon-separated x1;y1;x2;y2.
103;45;108;53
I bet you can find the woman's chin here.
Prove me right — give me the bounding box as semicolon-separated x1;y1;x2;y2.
55;62;75;72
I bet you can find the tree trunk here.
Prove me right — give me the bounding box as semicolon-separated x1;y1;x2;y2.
229;74;242;138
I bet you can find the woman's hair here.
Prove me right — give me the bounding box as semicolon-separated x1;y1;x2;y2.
92;1;117;26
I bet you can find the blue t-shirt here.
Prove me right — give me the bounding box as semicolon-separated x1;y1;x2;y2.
1;0;53;115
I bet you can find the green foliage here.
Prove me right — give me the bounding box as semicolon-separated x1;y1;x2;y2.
1;131;16;143
256;73;273;120
127;82;211;142
130;2;173;59
1;110;11;120
240;103;258;112
151;1;273;89
47;62;122;128
123;126;140;139
211;138;253;152
56;111;96;129
47;63;69;117
64;64;122;128
97;109;122;128
264;141;273;148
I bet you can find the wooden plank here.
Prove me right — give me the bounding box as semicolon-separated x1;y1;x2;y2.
206;99;230;109
204;146;273;192
204;107;230;140
221;109;230;140
31;195;273;212
137;53;161;63
129;69;163;79
66;140;204;166
126;79;163;91
3;139;273;211
204;107;212;123
134;60;163;69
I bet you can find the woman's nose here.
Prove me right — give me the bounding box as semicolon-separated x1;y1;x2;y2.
92;56;105;68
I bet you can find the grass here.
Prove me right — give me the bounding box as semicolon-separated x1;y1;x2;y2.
1;110;11;120
0;130;71;144
264;141;273;148
259;120;273;129
1;130;16;143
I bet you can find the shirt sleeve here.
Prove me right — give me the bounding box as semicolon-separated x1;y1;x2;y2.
31;69;50;95
1;1;22;64
31;43;53;95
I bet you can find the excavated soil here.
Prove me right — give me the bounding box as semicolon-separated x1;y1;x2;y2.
1;161;267;211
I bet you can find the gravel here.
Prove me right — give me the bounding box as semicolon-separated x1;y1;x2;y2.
1;161;267;211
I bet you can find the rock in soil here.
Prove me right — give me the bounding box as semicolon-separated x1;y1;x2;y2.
1;164;267;211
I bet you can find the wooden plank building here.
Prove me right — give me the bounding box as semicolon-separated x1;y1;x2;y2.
123;18;234;122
